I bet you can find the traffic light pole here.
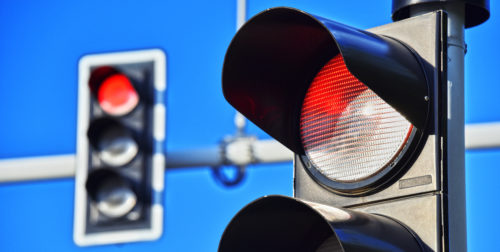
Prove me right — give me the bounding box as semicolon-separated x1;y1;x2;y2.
410;3;467;251
442;4;467;252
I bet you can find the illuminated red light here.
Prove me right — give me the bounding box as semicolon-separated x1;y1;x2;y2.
300;54;413;182
97;73;139;116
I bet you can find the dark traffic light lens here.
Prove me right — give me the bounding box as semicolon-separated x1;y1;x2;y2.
95;181;137;218
86;169;137;218
97;126;139;167
98;73;139;116
88;118;139;167
300;54;413;183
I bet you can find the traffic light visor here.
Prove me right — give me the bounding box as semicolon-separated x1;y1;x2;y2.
222;7;429;155
219;195;425;252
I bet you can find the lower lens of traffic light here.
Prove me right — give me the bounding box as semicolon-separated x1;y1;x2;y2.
86;169;138;218
300;54;416;193
88;118;139;167
95;180;137;218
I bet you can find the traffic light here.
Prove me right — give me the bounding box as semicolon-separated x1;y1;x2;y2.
218;6;472;251
74;49;166;246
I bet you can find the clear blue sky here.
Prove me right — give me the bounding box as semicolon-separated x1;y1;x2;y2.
0;0;498;251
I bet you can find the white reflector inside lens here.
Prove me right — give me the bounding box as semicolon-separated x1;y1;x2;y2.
98;127;138;167
300;55;413;182
96;183;137;218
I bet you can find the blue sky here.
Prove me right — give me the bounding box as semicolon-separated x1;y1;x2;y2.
0;0;498;251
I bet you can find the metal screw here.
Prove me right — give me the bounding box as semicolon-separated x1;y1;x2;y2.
305;160;311;168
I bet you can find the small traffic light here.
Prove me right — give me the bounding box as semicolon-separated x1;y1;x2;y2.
217;5;483;251
74;49;166;246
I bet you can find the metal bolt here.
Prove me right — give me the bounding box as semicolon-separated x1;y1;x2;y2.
305;160;311;168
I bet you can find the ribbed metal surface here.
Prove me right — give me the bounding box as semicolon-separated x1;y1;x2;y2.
300;55;413;182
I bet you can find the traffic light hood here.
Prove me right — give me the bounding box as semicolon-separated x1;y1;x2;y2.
222;7;430;154
218;195;425;252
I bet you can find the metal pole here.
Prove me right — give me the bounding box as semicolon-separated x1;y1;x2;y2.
0;139;293;183
465;122;500;149
3;121;500;182
442;5;467;252
410;3;467;251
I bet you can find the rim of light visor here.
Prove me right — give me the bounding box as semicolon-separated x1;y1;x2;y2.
218;195;425;252
221;7;430;158
222;7;430;195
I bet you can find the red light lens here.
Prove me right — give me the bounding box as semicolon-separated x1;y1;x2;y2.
97;74;139;116
300;54;413;183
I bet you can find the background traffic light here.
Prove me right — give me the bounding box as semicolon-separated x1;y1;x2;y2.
218;5;474;251
74;49;166;246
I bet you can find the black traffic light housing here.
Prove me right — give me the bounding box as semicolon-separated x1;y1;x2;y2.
74;49;166;246
219;195;426;252
220;7;449;251
223;7;435;196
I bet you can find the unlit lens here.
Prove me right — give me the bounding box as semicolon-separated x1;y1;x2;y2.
300;55;412;182
86;169;138;218
97;127;138;167
95;178;137;218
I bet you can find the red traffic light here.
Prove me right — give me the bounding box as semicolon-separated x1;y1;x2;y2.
222;7;429;193
300;54;414;190
222;7;429;156
98;73;139;116
219;5;471;251
75;49;166;246
89;66;139;116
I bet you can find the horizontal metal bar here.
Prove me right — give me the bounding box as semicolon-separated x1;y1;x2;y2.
0;154;76;183
166;139;292;168
0;139;293;182
165;147;223;169
465;122;500;149
1;122;500;183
